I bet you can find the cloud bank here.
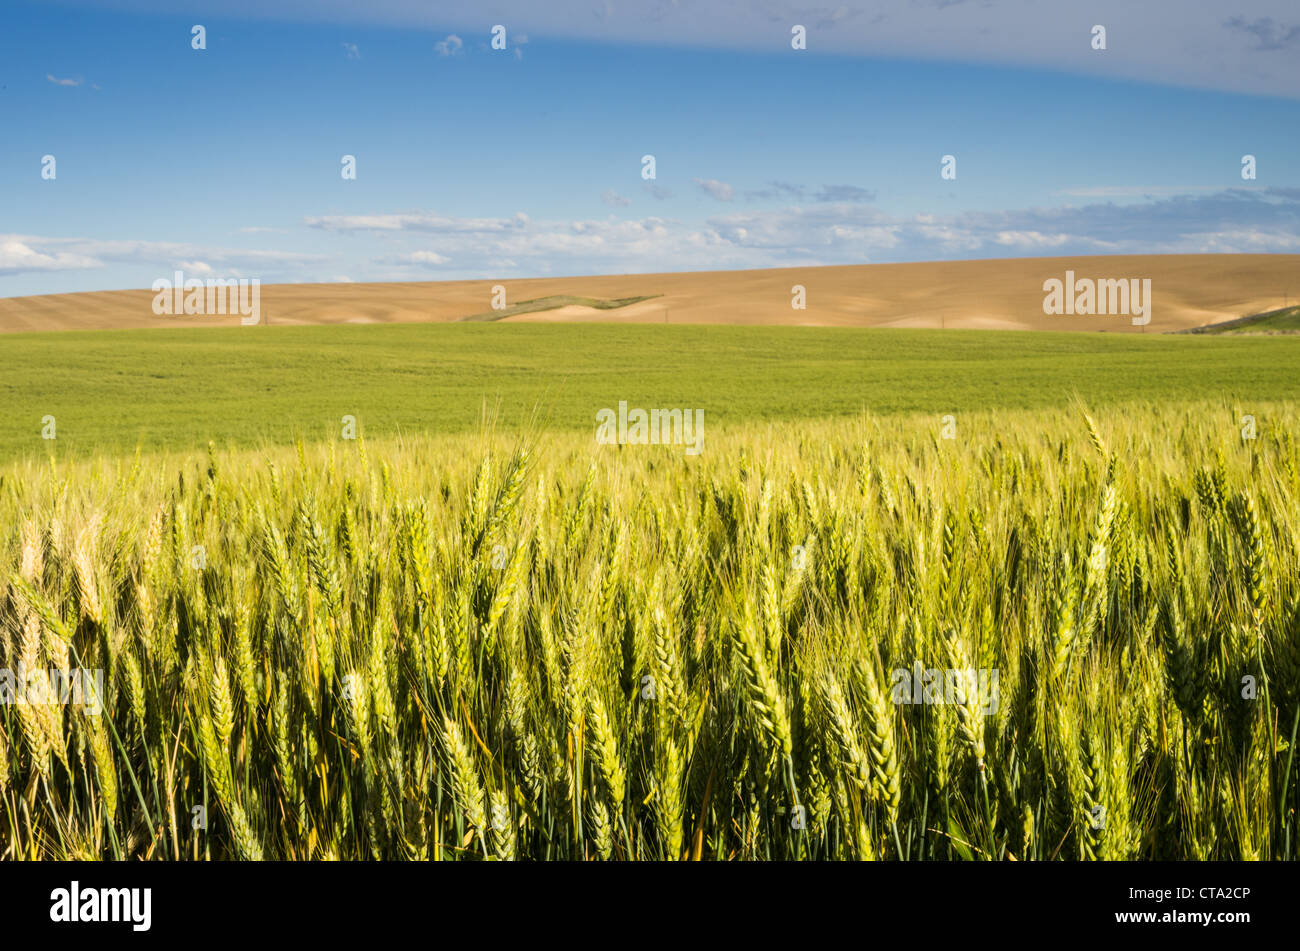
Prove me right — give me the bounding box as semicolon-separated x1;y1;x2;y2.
62;0;1300;99
12;187;1294;283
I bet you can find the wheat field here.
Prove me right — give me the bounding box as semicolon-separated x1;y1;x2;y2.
1;402;1297;860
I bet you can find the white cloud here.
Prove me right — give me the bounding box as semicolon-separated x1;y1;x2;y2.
306;211;530;233
601;189;632;207
694;178;735;201
45;74;82;87
1179;229;1300;252
435;34;463;56
814;184;876;203
699;188;1300;260
989;231;1074;249
400;250;451;265
0;238;101;275
1056;185;1238;199
0;234;324;281
295;188;1300;280
342;42;360;59
745;183;878;203
1225;16;1300;51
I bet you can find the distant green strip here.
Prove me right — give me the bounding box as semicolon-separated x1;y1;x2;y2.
461;294;662;321
1183;305;1300;335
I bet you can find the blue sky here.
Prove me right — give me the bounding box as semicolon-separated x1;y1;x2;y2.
2;0;1298;296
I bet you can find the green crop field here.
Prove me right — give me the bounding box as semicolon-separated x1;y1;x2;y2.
3;323;1300;862
3;405;1300;860
2;323;1298;462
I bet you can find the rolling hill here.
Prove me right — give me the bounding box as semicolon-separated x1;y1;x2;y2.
1;254;1296;334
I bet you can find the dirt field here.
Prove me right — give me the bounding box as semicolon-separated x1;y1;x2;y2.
2;254;1296;333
